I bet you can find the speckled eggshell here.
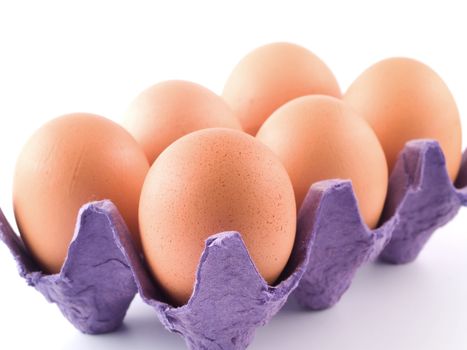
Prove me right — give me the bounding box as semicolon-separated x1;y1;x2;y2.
344;57;462;181
123;80;242;164
13;113;150;273
222;42;341;135
139;128;297;305
256;95;388;229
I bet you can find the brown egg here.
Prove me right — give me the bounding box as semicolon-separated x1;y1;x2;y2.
222;42;341;135
139;128;297;305
13;113;150;273
344;57;462;181
256;95;388;229
123;80;242;164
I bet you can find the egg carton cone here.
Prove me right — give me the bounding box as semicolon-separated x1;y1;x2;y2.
0;201;137;334
294;139;467;310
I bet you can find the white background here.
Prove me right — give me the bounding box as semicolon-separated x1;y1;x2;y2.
1;1;467;349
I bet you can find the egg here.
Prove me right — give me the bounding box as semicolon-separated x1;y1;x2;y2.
139;128;297;305
123;80;242;164
256;95;388;229
222;42;341;135
13;113;150;273
344;57;462;181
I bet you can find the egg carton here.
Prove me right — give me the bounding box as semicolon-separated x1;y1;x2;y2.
0;139;466;350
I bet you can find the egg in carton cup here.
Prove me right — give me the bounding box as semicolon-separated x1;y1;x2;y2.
294;139;467;310
0;138;465;349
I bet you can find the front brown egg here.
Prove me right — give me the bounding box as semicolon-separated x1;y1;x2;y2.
13;113;150;273
139;128;297;305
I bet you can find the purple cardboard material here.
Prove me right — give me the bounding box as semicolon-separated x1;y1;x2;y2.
292;179;397;310
379;140;465;263
0;201;137;334
294;140;467;310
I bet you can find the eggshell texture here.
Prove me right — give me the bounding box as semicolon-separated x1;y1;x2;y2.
13;113;150;273
256;95;388;229
222;42;341;135
344;57;462;181
123;80;242;164
139;128;297;305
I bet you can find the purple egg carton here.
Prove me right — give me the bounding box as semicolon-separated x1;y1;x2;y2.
294;139;467;310
0;139;465;349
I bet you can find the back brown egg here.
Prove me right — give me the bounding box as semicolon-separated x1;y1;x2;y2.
124;80;242;164
344;57;462;181
222;42;341;135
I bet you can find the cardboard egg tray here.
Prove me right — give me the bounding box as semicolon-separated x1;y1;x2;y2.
0;139;466;350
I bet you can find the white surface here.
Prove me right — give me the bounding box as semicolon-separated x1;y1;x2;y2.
0;1;466;349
